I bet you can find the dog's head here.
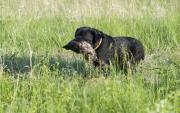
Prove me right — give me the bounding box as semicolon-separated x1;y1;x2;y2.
63;27;103;54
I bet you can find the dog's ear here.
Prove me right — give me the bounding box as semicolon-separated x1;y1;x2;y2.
93;30;103;50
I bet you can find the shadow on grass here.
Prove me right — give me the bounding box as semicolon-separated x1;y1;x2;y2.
0;53;142;77
0;53;90;76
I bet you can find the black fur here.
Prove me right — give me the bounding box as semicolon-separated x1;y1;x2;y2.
63;27;145;70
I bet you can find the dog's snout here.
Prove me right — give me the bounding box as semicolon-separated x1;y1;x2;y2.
68;41;77;47
63;41;76;49
63;40;81;53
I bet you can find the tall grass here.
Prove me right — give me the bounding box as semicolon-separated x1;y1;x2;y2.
0;0;180;113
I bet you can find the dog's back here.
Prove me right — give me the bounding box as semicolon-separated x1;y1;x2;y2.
113;36;144;64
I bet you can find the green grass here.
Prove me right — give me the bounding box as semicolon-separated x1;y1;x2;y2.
0;0;180;113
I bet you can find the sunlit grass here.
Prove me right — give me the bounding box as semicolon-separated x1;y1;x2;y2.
0;0;180;113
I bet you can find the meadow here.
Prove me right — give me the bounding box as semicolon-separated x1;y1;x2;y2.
0;0;180;113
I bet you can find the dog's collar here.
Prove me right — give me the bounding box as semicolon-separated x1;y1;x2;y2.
94;38;102;50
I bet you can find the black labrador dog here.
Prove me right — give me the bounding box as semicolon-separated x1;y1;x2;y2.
63;27;144;71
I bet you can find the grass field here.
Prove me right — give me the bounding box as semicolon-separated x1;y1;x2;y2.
0;0;180;113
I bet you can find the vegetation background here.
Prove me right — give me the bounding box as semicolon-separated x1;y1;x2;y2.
0;0;180;113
